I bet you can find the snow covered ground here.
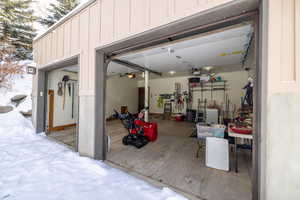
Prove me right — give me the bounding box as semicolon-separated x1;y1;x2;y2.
0;76;187;200
0;74;32;112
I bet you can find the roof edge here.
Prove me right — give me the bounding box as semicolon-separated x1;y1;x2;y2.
34;0;97;42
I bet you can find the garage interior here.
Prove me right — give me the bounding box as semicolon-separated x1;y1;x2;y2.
45;65;79;150
105;22;256;200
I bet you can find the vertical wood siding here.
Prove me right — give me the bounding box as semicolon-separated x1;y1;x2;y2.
268;0;300;93
100;0;114;45
130;0;150;34
70;15;80;55
88;2;101;94
33;0;234;94
79;9;90;93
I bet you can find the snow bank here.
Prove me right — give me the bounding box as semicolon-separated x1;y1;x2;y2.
0;74;32;112
0;111;188;200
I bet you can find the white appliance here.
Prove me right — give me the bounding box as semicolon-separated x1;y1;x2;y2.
205;137;229;171
206;108;218;124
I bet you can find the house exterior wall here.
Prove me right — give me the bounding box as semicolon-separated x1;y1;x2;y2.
32;0;238;156
33;0;234;95
31;0;300;199
261;0;300;199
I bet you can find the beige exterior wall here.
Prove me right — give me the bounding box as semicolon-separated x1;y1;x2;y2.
32;0;237;157
262;0;300;199
31;0;300;198
33;0;234;96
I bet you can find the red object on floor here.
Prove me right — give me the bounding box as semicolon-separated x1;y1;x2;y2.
175;115;184;121
143;122;158;142
133;120;158;141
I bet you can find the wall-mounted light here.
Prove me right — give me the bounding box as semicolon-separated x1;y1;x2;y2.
26;66;36;75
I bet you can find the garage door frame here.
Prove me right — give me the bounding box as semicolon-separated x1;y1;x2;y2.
95;10;261;200
35;55;80;152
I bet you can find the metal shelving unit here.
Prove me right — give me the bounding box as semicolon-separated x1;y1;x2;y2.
188;80;228;109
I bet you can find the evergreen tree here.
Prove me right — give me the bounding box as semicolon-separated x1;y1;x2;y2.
0;0;36;60
39;0;79;28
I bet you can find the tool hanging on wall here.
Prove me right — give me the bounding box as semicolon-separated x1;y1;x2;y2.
62;75;69;110
68;83;71;97
57;82;63;96
71;82;75;119
157;96;164;108
174;83;184;112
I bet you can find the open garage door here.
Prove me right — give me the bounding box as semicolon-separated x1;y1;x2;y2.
45;65;79;151
104;21;257;200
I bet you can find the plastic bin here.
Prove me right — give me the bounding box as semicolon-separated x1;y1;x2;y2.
210;125;226;138
196;124;225;139
196;124;213;139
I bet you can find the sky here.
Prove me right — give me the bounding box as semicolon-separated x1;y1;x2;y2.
32;0;89;33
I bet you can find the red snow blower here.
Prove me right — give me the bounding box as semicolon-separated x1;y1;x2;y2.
113;109;158;148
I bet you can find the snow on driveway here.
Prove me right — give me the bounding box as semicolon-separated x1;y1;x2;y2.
0;111;187;200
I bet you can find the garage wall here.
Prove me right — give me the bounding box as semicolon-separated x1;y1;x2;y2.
47;70;78;127
105;76;138;118
138;70;249;114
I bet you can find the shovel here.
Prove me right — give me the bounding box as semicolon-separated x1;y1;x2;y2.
62;75;70;110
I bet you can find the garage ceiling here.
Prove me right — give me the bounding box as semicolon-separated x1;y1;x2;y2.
107;24;253;76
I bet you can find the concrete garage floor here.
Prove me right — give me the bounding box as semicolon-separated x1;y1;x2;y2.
106;118;252;200
47;127;76;149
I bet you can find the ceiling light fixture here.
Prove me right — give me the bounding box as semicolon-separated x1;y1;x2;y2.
169;70;176;75
168;47;174;55
127;73;136;79
203;66;213;71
